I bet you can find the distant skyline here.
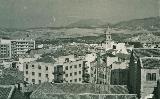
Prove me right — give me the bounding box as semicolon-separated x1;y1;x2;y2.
0;0;159;28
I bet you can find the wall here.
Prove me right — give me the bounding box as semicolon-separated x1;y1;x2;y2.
140;69;159;99
23;61;54;84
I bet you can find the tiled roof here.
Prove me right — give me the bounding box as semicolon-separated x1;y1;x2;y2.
11;88;28;99
0;85;14;99
132;48;160;60
30;82;131;98
36;56;56;63
3;67;24;81
116;53;130;60
140;57;160;69
0;74;24;85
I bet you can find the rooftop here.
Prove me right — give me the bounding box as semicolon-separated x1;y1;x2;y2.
36;56;56;63
132;48;160;60
140;57;160;69
0;85;14;99
0;74;24;85
29;82;136;99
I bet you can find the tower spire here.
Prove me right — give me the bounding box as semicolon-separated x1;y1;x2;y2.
105;25;112;51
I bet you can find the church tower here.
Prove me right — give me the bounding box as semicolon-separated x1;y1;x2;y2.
105;26;112;51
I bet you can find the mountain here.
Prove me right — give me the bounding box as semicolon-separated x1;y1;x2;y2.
125;33;160;43
66;19;109;28
114;17;160;30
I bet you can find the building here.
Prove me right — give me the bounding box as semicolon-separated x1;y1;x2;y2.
23;61;55;84
25;82;137;99
110;61;128;85
128;48;160;99
0;39;35;59
53;56;88;83
0;39;11;59
0;85;27;99
97;27;130;54
10;39;35;57
23;54;91;84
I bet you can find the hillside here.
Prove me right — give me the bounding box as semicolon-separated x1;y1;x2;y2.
125;33;160;43
114;17;160;31
66;19;109;28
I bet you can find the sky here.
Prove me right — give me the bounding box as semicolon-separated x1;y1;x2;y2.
0;0;159;28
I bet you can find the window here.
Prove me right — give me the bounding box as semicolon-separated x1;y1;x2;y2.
70;73;72;76
79;78;81;81
152;73;156;81
26;78;28;81
39;80;41;84
32;65;34;68
74;65;77;68
74;79;77;82
38;65;41;69
70;80;72;82
65;66;68;70
26;71;28;74
70;66;72;69
46;74;48;78
146;73;156;81
39;73;41;77
26;64;28;69
46;66;48;71
65;58;69;62
32;72;35;76
74;72;77;75
79;64;81;67
65;74;68;77
32;79;35;83
79;71;81;74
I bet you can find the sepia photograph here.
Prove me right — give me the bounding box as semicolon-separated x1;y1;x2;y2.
0;0;160;99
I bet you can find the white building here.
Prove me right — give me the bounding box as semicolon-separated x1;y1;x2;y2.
0;39;35;59
23;61;54;84
0;39;12;59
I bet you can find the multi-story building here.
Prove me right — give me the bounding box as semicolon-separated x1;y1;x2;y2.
23;61;55;84
23;54;91;84
0;40;11;59
128;48;160;99
53;57;88;83
10;39;35;58
0;39;35;59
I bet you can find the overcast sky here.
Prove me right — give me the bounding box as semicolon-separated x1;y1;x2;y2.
0;0;159;28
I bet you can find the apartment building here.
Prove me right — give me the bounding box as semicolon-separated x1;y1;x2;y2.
0;40;11;59
63;60;85;83
10;39;35;57
0;39;35;59
53;57;88;83
23;61;54;84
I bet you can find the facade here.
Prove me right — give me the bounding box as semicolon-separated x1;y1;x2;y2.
63;60;85;83
128;48;160;99
10;39;35;57
136;57;160;99
53;57;88;83
23;61;54;84
0;40;11;59
0;39;35;59
110;61;128;85
111;68;128;85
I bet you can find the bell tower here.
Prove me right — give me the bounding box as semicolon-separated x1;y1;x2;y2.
105;26;112;51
